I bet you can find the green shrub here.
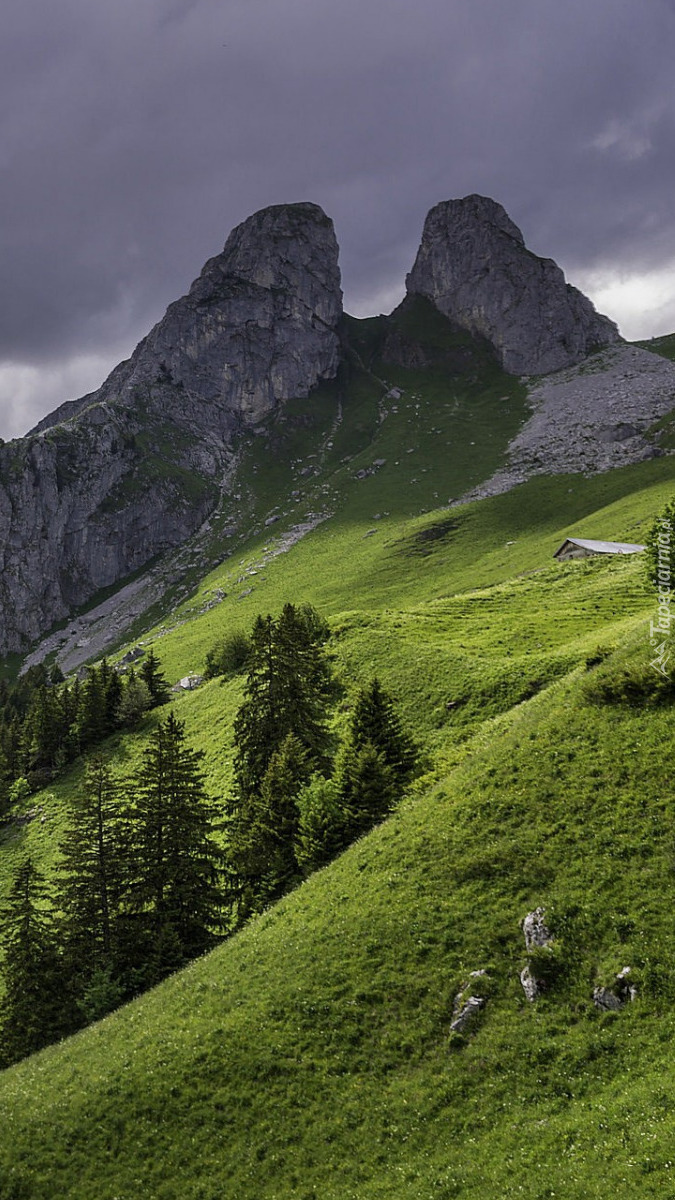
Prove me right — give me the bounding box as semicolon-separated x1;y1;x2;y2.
204;630;251;679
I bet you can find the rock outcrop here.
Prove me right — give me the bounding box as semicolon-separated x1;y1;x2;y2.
449;970;490;1035
520;907;554;1002
0;203;342;655
593;966;637;1011
406;194;620;375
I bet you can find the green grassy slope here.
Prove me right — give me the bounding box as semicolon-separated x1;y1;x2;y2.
2;321;675;1197
3;637;675;1199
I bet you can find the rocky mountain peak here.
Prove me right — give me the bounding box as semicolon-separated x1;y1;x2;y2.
36;201;342;435
406;194;620;374
216;201;341;317
0;203;344;656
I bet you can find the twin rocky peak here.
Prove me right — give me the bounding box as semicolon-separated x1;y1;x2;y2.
0;196;619;656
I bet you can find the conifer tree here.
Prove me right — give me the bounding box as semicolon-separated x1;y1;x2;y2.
21;684;67;786
126;713;223;976
348;678;418;785
295;774;348;875
101;658;123;730
57;757;125;992
117;667;152;728
140;648;170;707
337;739;397;839
232;604;332;801
61;678;82;759
74;664;110;749
0;858;70;1066
0;718;22;812
232;733;310;917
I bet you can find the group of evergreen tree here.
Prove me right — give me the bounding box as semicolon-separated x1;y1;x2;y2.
0;649;169;811
224;603;418;922
0;603;418;1066
0;714;222;1067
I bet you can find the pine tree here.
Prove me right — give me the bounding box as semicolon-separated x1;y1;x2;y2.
348;678;418;785
74;664;110;749
232;605;332;801
126;713;224;977
100;658;123;730
295;774;348;875
57;757;126;990
21;684;67;786
140;648;170;707
0;718;23;812
117;668;152;728
231;733;310;917
60;677;82;760
0;858;70;1066
337;739;397;839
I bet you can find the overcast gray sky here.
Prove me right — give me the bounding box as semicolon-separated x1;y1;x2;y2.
1;0;675;439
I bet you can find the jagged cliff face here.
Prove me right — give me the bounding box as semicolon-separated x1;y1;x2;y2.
0;203;342;655
406;194;620;375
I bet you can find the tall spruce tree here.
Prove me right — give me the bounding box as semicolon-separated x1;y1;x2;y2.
295;774;348;875
117;667;152;728
227;605;334;918
337;740;397;838
140;648;170;707
232;604;332;800
21;684;67;787
74;664;110;750
232;733;310;918
126;713;224;978
348;678;418;785
101;658;123;730
0;858;70;1066
57;757;126;996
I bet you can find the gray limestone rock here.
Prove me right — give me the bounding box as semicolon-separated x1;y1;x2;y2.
406;194;620;375
522;907;553;952
593;986;623;1012
449;994;485;1034
34;203;342;435
593;966;637;1011
520;965;540;1003
0;203;343;656
520;907;554;1002
450;970;490;1034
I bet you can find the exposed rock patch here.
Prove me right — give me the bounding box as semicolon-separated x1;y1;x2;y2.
459;344;675;504
522;907;553;951
450;970;490;1035
520;907;554;1002
593;966;637;1011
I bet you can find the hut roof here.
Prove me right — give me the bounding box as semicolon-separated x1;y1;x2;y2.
554;537;645;558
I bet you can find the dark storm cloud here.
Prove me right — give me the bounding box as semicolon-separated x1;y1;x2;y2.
1;0;675;437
